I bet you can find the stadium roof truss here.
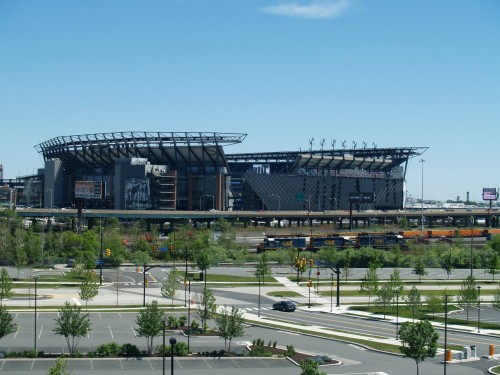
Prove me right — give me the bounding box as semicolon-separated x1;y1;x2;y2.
35;132;247;171
227;146;428;175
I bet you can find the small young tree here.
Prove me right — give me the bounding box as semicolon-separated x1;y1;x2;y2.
254;252;272;284
0;305;17;339
300;359;327;375
375;284;392;319
195;288;216;329
413;257;428;282
161;266;181;308
53;302;91;356
425;294;442;318
485;252;499;281
492;285;500;311
405;286;422;321
399;320;439;375
78;271;99;311
359;264;379;304
135;300;163;354
47;357;72;375
215;305;245;352
457;276;478;323
0;268;14;306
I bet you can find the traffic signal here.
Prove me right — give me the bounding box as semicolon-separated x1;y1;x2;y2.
308;279;313;288
169;245;174;253
309;258;314;267
153;245;158;253
294;256;300;267
106;248;111;256
145;278;149;287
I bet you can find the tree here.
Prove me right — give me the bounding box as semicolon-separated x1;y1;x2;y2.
0;305;17;339
214;305;245;352
195;248;212;290
425;294;442;318
161;266;181;308
399;320;439;375
375;284;392;319
457;276;478;323
300;359;327;375
493;285;500;311
0;268;14;306
135;300;163;354
78;271;99;311
405;286;422;321
441;251;453;279
195;288;216;329
485;252;499;281
413;257;428;282
388;268;404;309
254;252;272;284
47;357;72;375
53;302;91;356
359;264;379;304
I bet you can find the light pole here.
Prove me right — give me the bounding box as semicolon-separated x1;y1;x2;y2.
477;286;481;333
162;316;167;375
258;275;261;317
187;278;191;353
169;336;177;375
330;273;334;312
470;216;474;278
34;275;38;352
419;159;425;237
444;295;448;375
395;291;399;340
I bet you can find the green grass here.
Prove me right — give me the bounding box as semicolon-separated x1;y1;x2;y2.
490;366;500;374
267;291;303;298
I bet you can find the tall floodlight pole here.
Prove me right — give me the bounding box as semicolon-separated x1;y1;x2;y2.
99;218;103;285
419;159;425;237
470;216;474;278
477;286;481;333
34;276;38;352
444;295;448;375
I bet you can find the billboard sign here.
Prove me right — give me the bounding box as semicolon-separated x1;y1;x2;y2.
75;181;103;199
482;188;498;201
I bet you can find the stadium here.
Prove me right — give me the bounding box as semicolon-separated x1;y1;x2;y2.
1;132;427;211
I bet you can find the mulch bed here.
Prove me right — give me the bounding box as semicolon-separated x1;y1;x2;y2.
248;345;339;365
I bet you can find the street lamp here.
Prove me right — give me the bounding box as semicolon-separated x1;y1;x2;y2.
330;273;334;312
34;275;38;352
162;315;167;375
395;291;399;340
470;216;474;278
444;295;449;375
169;336;177;375
258;275;261;317
477;286;481;333
419;159;425;237
187;278;191;353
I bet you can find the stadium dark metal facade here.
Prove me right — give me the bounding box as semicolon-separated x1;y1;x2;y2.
6;131;427;211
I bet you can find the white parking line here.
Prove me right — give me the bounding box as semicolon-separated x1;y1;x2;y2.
38;325;43;339
13;326;20;339
109;326;114;339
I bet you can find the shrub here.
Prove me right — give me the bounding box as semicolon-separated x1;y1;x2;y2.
167;315;179;328
92;342;121;357
249;346;272;357
286;345;296;357
120;343;142;357
178;316;187;326
272;341;277;348
155;341;189;356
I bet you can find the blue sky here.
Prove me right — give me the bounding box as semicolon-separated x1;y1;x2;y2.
1;0;499;202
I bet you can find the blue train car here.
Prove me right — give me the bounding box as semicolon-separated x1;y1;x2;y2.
257;237;307;253
309;236;353;251
356;233;406;249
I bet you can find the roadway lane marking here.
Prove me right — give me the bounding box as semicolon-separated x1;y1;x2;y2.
147;359;154;370
0;360;4;371
109;326;114;339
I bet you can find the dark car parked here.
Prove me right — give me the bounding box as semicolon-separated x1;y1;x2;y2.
272;301;296;312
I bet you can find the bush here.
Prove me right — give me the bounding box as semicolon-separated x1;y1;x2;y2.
155;341;189;356
119;343;142;357
249;346;272;357
272;341;277;348
286;345;296;357
167;315;179;328
91;342;121;357
178;316;187;326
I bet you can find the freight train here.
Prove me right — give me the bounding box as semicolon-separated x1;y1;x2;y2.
256;232;405;253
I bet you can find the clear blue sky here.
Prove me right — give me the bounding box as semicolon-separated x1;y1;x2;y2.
1;0;499;202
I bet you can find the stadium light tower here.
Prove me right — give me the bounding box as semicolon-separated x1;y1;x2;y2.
419;159;425;237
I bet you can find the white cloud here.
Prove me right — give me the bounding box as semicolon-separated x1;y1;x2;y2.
260;0;351;19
